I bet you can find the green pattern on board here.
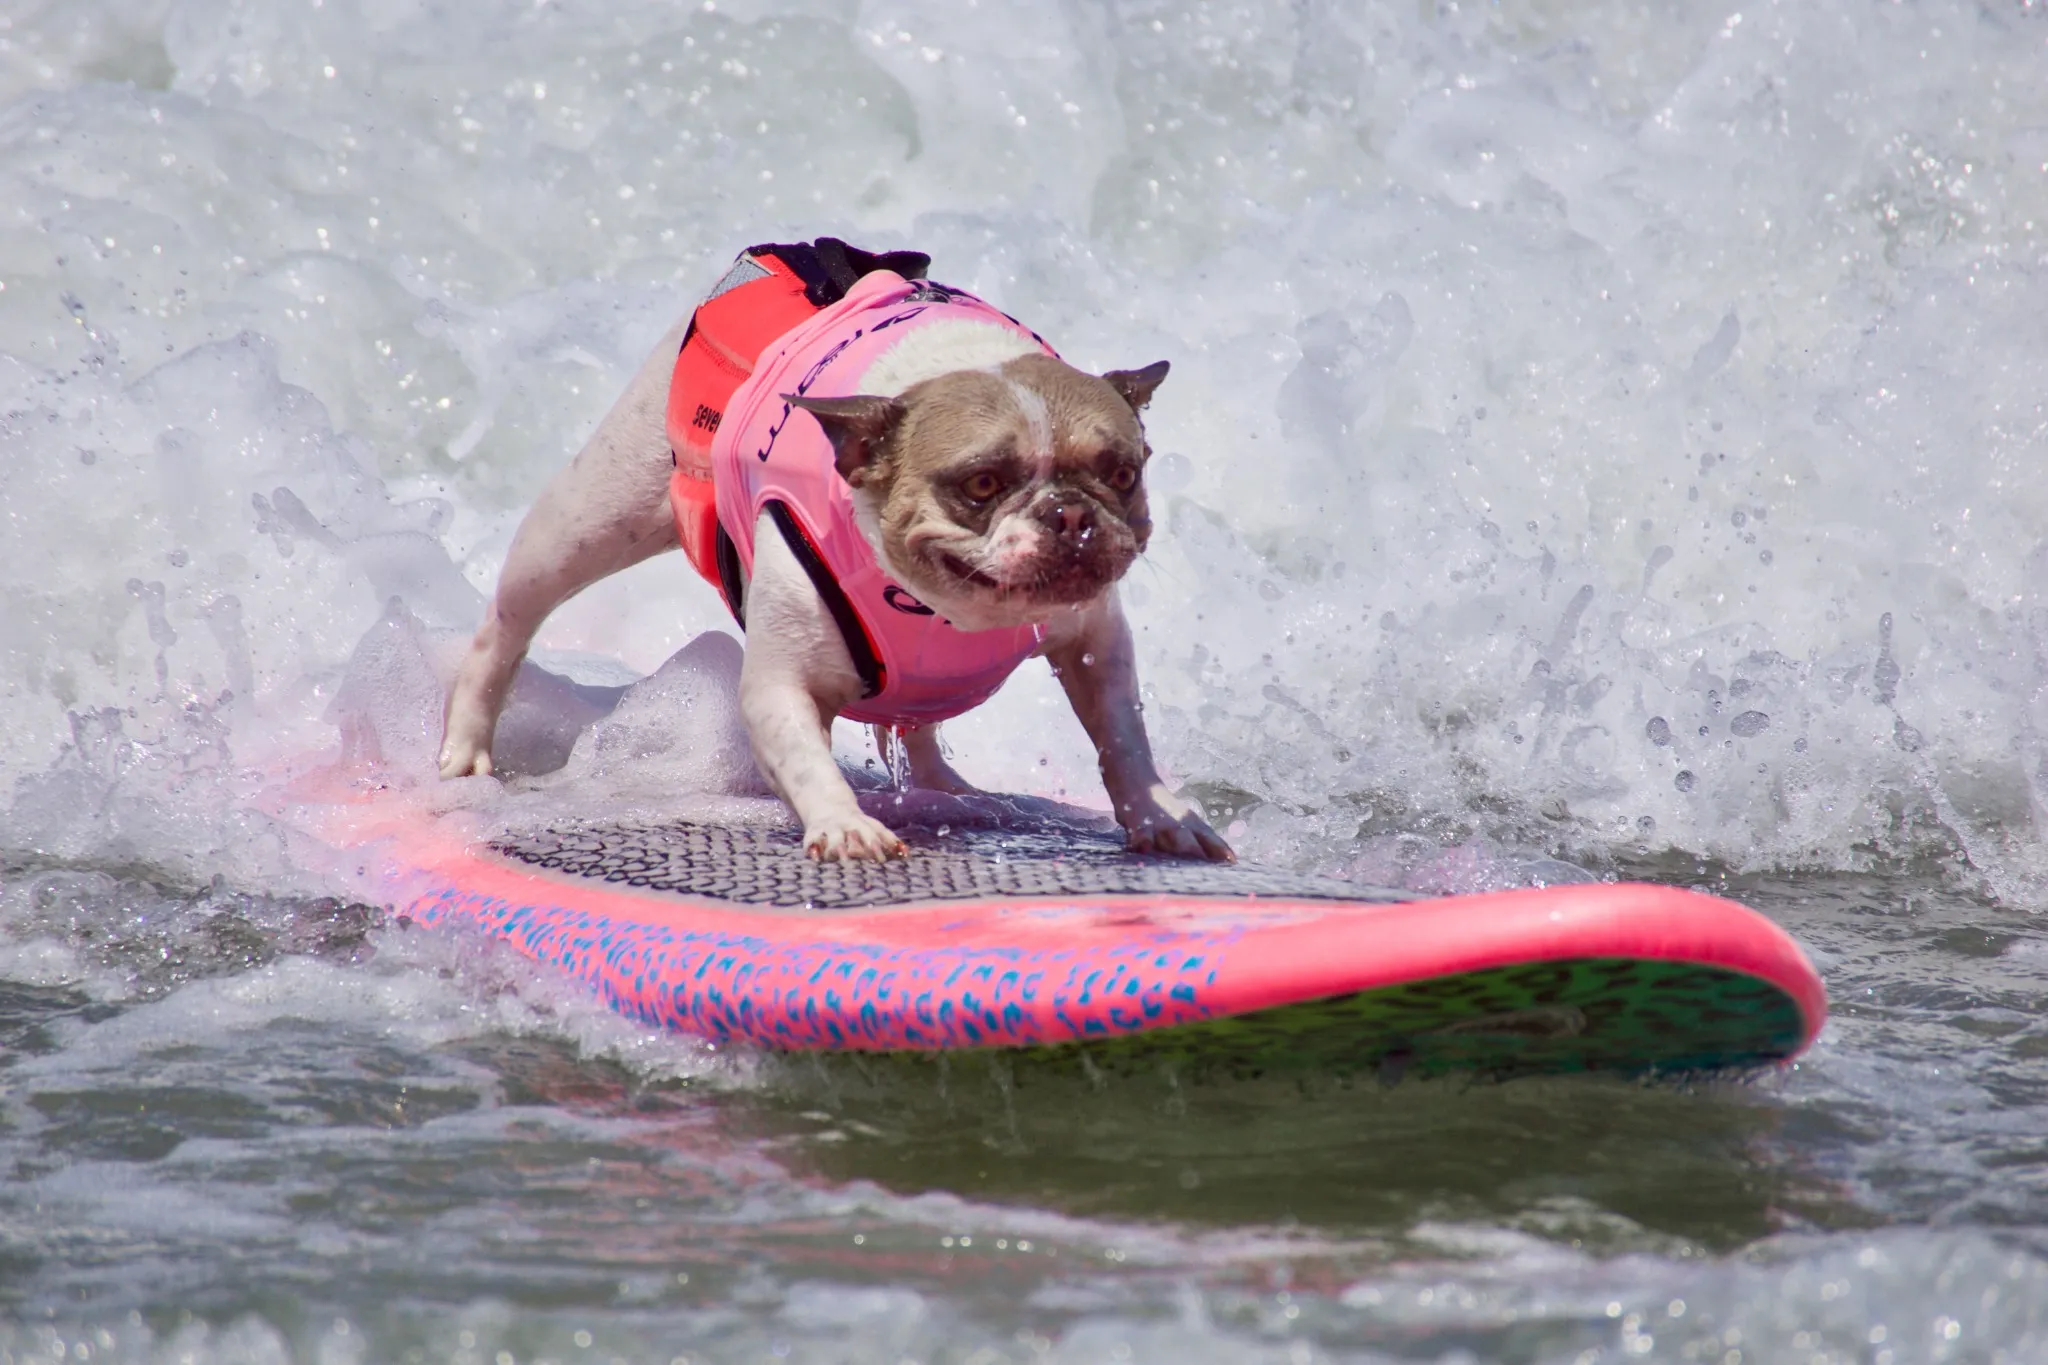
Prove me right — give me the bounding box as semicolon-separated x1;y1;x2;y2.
949;958;1806;1082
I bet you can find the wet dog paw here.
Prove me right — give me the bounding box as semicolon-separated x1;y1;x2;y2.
803;813;908;862
1122;808;1235;862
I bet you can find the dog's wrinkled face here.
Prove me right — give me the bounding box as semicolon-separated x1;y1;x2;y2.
789;354;1168;630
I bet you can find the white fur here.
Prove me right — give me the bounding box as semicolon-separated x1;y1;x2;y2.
857;318;1038;397
1003;377;1054;459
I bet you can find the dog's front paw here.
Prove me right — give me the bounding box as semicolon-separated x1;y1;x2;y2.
804;812;908;862
1122;805;1235;862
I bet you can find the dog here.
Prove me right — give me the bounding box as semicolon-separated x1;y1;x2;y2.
438;238;1231;864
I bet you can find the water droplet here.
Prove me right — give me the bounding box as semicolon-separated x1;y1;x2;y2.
1646;716;1672;746
1874;611;1902;705
1674;770;1696;792
1730;710;1769;737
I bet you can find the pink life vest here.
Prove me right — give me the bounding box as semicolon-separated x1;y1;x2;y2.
705;268;1056;726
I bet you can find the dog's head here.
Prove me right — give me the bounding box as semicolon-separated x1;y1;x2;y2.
787;354;1168;630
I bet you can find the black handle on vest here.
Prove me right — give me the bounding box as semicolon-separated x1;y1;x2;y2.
746;237;933;309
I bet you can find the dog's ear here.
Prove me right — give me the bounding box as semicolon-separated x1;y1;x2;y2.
1101;360;1170;414
785;394;905;485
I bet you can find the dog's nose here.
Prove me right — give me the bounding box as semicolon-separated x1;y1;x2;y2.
1040;498;1096;544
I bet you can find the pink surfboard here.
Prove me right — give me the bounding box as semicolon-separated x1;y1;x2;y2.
339;808;1826;1081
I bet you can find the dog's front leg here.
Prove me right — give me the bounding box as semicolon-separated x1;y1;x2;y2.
1042;593;1234;861
742;512;907;861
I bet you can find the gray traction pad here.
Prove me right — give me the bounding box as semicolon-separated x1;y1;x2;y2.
488;821;1416;911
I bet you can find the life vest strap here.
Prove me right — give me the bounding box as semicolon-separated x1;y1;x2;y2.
762;500;885;700
713;521;747;627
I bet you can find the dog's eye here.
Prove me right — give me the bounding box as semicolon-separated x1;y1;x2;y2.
959;470;1005;502
1106;464;1140;494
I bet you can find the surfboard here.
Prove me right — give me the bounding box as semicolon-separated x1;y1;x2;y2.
354;807;1827;1082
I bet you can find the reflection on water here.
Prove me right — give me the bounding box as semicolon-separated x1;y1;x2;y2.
754;1058;1865;1255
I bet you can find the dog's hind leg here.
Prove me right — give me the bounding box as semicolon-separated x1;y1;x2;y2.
440;321;687;778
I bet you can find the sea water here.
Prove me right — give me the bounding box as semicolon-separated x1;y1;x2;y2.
2;0;2046;1359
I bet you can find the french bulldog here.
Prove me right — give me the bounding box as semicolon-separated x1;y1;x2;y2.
438;244;1231;865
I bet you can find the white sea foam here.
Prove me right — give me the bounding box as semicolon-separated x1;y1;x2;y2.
3;0;2046;900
